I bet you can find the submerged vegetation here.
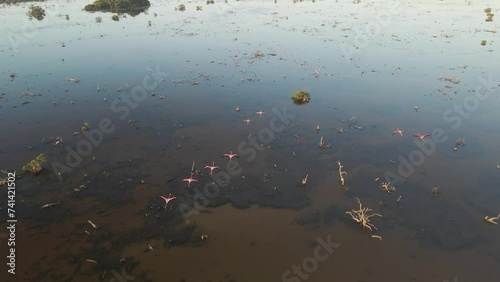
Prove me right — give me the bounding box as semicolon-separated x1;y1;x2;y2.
84;0;150;16
27;5;45;21
1;0;45;3
23;154;47;175
291;90;311;105
484;7;494;22
82;122;91;131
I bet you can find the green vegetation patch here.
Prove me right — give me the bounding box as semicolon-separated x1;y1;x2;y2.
84;0;150;16
23;154;47;175
27;5;45;21
291;90;311;105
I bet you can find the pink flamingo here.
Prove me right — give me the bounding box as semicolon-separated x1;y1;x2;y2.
182;173;200;187
204;162;220;175
223;151;239;161
158;193;176;209
255;111;267;116
413;133;431;141
392;128;404;136
242;118;254;124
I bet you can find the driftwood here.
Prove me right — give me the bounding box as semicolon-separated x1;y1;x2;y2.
338;162;346;187
380;182;396;194
484;213;500;225
302;174;308;185
346;198;382;232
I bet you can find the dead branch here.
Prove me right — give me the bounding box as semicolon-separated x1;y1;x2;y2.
346;198;382;231
318;136;331;148
338;162;346;186
41;202;61;209
348;116;357;127
302;174;309;185
88;220;98;231
380;182;396;194
484;213;500;225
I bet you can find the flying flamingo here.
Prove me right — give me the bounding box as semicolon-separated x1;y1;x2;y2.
158;193;176;209
204;162;220;175
392;128;404;136
255;111;267;116
413;133;431;141
242;118;254;124
182;173;200;187
223;151;239;161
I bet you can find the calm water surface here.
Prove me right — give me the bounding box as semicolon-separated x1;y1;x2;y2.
1;0;500;281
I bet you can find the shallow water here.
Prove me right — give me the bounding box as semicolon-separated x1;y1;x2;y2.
1;0;500;281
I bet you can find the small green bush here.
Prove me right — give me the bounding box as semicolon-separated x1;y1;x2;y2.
27;5;45;21
23;154;47;175
291;90;311;105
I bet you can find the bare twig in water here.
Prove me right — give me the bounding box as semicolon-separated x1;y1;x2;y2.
318;136;331;148
54;136;63;147
380;182;396;194
348;116;357;127
74;184;87;192
346;198;382;231
0;170;10;186
484;213;500;225
354;124;366;130
41;202;61;209
338;162;347;187
65;77;80;83
333;125;345;134
302;174;308;185
88;220;98;231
